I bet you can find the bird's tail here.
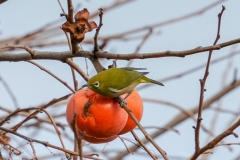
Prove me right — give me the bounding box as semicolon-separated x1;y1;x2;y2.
149;78;164;86
140;77;164;86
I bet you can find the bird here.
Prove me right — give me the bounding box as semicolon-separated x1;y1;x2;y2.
82;67;164;98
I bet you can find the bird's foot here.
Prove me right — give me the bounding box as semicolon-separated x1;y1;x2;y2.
115;97;127;108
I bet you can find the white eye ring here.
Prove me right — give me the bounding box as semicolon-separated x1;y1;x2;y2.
93;81;100;88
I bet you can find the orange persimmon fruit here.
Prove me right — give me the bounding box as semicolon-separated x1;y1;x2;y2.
66;88;127;141
66;88;143;143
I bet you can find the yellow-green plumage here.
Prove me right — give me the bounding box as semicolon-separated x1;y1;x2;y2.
86;67;164;97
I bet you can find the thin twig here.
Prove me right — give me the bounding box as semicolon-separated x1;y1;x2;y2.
0;75;19;109
89;0;134;19
62;28;72;51
72;113;83;160
2;45;36;56
131;131;157;160
27;60;76;93
232;68;238;84
0;106;66;128
29;141;38;160
57;0;67;19
142;98;220;141
0;107;36;126
118;136;132;154
94;8;104;52
119;101;168;160
208;107;239;116
194;5;225;152
73;137;78;160
140;126;179;134
10;93;72;131
41;109;67;157
127;28;154;67
135;28;153;53
70;65;78;91
65;58;89;82
215;142;240;147
90;8;105;73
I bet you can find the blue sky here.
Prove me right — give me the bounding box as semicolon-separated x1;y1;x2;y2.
0;0;240;160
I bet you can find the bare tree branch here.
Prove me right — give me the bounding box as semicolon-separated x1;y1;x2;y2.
1;38;239;61
194;5;225;153
189;119;240;160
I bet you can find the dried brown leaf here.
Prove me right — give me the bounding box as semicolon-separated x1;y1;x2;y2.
74;8;90;21
0;132;10;145
88;21;98;31
62;21;75;33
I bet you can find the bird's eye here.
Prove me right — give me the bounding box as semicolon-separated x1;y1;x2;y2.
93;81;100;88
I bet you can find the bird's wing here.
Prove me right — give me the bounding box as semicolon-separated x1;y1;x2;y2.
107;71;148;93
116;70;149;90
101;68;149;91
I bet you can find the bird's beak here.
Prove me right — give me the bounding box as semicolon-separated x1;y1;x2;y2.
82;84;89;88
78;84;89;91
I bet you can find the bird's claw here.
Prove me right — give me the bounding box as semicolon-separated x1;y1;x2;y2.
115;97;127;108
120;100;127;108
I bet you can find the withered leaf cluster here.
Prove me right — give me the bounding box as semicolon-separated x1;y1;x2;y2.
62;8;98;43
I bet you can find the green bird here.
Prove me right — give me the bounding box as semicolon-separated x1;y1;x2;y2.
83;67;164;97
